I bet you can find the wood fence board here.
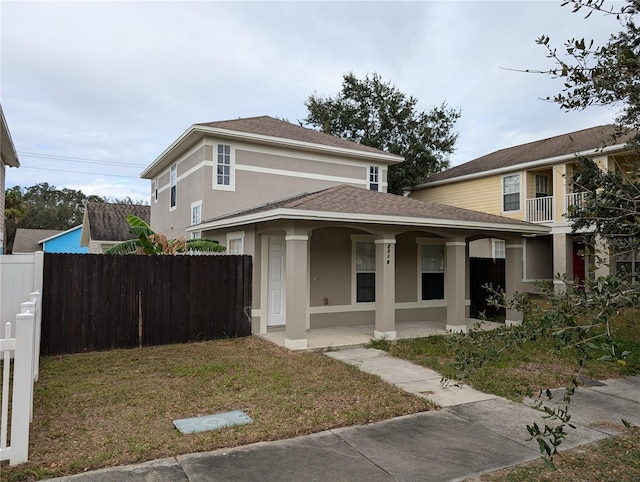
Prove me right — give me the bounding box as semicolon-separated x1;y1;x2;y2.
41;254;252;355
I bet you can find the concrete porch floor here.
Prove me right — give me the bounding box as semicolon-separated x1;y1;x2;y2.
257;319;504;352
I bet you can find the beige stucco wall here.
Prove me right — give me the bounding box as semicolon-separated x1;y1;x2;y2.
150;137;391;238
309;227;354;307
151;145;206;237
524;236;553;282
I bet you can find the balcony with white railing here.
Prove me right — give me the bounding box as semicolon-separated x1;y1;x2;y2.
565;191;587;214
525;196;554;223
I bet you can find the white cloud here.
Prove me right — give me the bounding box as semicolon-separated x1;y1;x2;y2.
2;0;624;197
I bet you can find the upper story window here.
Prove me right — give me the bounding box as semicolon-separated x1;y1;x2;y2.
227;231;245;255
191;201;202;226
420;242;445;300
153;177;159;203
535;174;550;198
355;240;376;302
215;144;234;190
170;164;177;210
369;166;379;191
503;174;520;211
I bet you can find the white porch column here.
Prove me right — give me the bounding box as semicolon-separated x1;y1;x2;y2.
284;229;309;350
374;237;397;340
505;239;524;327
446;238;467;332
553;233;573;293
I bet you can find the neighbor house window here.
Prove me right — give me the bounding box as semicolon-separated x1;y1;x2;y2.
420;242;445;300
355;240;376;302
369;166;379;191
617;249;639;282
535;174;550;198
170;164;177;209
215;144;233;189
227;231;245;255
191;201;202;226
503;174;520;211
492;239;506;259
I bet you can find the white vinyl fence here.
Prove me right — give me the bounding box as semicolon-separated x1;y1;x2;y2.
0;252;44;465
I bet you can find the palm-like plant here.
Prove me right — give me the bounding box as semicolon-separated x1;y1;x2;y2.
104;215;226;255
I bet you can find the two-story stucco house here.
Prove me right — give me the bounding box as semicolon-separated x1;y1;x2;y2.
410;125;639;293
141;116;549;350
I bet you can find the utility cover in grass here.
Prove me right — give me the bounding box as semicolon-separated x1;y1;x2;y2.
173;410;253;434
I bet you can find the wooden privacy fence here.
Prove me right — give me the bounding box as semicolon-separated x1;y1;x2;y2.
41;254;252;355
469;257;506;320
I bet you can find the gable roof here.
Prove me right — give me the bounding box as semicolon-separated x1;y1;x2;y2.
415;124;637;188
1;103;19;167
195;184;548;235
81;202;150;244
13;228;62;253
141;115;403;179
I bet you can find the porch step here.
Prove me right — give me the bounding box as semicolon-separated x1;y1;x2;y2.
325;348;498;408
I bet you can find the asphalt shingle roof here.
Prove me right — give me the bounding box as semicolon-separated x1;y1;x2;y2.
419;124;637;185
196;115;401;158
85;202;150;241
12;228;62;253
206;184;538;229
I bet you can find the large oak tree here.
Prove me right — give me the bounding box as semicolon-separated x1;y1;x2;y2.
304;72;460;194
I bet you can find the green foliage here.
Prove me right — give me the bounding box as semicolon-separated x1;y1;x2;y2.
304;72;460;193
4;183;105;253
104;215;226;255
535;0;639;143
569;157;640;257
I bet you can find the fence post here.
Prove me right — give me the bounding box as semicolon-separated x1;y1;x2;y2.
29;292;41;382
33;252;45;300
10;312;35;465
20;302;37;422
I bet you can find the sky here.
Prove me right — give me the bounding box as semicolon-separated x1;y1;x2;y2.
1;0;625;202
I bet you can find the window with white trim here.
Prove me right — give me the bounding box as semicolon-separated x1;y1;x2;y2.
190;231;202;240
216;144;232;188
191;201;202;226
227;231;245;255
369;166;379;191
169;164;177;209
503;174;520;211
535;174;550;198
492;239;506;259
420;242;445;300
617;249;639;282
355;240;376;302
154;177;159;203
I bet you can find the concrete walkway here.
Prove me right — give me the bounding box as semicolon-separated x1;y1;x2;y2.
50;348;640;482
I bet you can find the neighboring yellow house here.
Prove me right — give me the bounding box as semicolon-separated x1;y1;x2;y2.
410;125;639;292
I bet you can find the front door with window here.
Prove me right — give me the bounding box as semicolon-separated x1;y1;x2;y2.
267;237;286;326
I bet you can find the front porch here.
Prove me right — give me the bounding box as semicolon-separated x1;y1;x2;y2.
257;318;504;352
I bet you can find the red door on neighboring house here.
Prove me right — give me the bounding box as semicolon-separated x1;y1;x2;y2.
573;241;586;288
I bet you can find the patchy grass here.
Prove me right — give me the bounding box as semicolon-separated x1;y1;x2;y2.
482;427;640;481
375;308;640;401
1;336;432;481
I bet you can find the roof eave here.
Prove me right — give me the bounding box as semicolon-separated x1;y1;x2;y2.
413;142;632;190
190;208;550;235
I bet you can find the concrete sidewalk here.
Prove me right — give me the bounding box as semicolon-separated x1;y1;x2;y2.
50;349;639;482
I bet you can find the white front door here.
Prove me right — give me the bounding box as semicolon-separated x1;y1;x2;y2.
267;237;286;326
